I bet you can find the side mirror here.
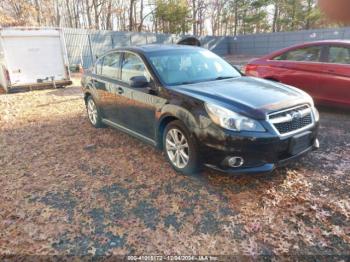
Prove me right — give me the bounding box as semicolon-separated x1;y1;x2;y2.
130;75;149;88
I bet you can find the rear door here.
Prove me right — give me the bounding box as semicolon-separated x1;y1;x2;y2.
2;33;66;84
91;52;122;123
270;45;325;97
316;45;350;106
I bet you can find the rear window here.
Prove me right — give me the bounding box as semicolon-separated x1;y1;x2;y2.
274;46;322;62
328;46;350;64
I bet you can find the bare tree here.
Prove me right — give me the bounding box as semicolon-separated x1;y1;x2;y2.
129;0;135;31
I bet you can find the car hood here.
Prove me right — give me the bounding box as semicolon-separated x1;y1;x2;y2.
172;76;312;119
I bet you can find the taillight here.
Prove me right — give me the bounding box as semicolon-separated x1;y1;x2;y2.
2;66;10;84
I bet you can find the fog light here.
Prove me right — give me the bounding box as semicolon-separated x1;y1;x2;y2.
314;139;320;150
228;157;244;168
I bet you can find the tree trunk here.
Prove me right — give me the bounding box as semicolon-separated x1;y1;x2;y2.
129;0;134;31
234;2;238;36
72;0;79;28
133;0;137;30
291;0;296;30
92;0;100;29
106;0;112;30
34;0;42;25
85;0;92;28
192;0;197;35
65;0;73;27
272;2;278;32
138;0;143;32
305;0;312;29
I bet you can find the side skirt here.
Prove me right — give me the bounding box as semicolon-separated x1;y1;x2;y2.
102;118;157;147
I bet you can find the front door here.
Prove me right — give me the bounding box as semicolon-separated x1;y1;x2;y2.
116;52;161;139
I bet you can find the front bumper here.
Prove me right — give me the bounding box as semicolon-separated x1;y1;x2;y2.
198;122;319;174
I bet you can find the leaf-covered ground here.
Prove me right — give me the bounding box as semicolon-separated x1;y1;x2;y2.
0;84;349;259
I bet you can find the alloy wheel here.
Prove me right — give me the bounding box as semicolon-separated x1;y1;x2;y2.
165;128;190;169
87;98;98;125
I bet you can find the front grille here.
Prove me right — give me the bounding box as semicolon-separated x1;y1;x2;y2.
274;114;312;134
268;105;314;135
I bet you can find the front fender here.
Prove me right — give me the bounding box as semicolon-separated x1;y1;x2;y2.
158;104;200;131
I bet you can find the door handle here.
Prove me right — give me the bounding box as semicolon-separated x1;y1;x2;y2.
117;87;124;94
327;69;336;73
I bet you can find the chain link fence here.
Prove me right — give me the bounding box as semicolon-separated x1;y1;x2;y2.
62;27;350;68
63;28;229;68
229;27;350;56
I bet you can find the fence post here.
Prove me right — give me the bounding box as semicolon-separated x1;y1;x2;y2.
88;33;94;66
111;34;114;49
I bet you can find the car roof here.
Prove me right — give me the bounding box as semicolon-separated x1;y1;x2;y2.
301;39;350;45
109;44;202;54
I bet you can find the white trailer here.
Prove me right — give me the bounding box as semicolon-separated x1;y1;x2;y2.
0;28;72;93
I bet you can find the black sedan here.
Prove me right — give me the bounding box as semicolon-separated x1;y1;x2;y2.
81;45;320;175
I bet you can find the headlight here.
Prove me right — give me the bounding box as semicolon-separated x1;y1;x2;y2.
205;103;265;132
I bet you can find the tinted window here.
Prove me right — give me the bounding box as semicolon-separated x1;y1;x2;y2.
101;52;121;78
121;53;149;84
274;46;322;62
328;46;350;64
147;49;240;86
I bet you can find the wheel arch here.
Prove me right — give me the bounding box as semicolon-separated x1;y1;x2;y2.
156;105;200;149
84;91;92;105
156;115;178;149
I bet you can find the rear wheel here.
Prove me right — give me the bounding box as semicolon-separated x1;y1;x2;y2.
86;96;104;128
163;120;201;175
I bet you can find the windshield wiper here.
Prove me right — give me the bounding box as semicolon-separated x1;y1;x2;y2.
173;77;237;86
174;81;196;85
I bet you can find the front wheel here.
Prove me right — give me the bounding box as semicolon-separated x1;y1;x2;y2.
163;120;201;175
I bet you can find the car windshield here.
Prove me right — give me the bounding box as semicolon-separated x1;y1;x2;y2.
146;49;241;86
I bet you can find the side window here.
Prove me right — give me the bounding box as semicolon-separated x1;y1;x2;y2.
95;57;103;75
121;53;150;84
274;46;322;62
101;52;121;79
328;46;350;65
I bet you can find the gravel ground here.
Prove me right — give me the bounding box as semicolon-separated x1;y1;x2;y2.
0;83;349;259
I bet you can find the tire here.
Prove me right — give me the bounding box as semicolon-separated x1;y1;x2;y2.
163;120;201;175
86;96;104;128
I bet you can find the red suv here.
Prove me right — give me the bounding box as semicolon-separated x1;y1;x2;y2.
245;40;350;108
